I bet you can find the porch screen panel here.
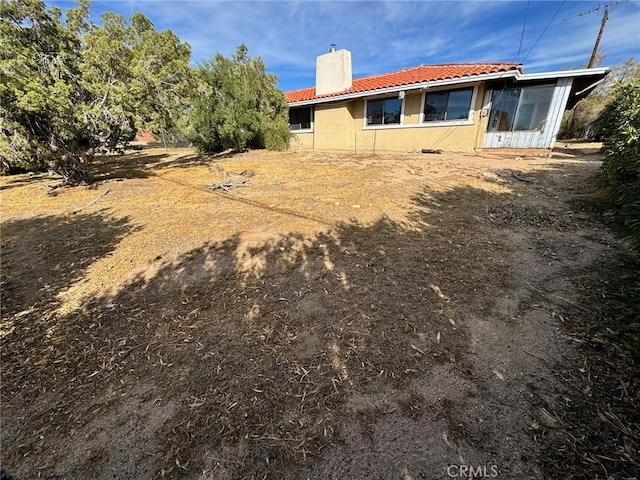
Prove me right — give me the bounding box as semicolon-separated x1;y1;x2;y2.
513;85;554;131
489;84;556;132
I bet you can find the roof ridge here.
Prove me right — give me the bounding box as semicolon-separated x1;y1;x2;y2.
286;86;315;93
285;62;525;101
417;61;521;66
355;62;520;80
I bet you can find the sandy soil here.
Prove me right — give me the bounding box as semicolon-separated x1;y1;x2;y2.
1;144;637;479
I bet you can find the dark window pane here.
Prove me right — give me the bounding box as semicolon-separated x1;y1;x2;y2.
446;88;473;120
367;99;384;125
424;92;447;121
488;88;520;132
384;98;402;124
289;107;311;130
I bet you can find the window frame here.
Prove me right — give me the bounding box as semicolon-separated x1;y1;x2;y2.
420;86;476;125
487;83;555;133
363;95;405;129
288;106;314;132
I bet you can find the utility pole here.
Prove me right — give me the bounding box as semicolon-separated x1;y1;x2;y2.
566;5;609;139
588;6;609;68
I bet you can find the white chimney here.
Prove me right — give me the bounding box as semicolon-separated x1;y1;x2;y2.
315;46;352;96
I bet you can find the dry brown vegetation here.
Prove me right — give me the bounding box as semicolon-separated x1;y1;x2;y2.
1;144;638;479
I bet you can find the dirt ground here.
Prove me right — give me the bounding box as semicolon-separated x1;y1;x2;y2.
1;143;638;479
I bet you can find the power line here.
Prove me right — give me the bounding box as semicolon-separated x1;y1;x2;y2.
522;0;567;63
516;0;531;62
563;0;626;20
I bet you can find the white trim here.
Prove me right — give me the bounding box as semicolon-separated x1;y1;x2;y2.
518;67;609;81
363;120;474;131
542;77;573;148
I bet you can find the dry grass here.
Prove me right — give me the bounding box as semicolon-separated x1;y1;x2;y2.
1;146;520;315
2;144;637;479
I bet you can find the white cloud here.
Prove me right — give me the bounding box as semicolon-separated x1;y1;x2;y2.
46;0;639;90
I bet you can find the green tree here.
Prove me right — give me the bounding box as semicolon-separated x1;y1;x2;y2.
127;13;193;144
185;45;291;153
598;79;640;246
1;0;87;179
0;0;192;183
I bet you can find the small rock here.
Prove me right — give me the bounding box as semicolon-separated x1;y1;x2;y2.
481;172;499;183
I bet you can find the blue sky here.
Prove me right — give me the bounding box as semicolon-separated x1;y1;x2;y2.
47;0;640;91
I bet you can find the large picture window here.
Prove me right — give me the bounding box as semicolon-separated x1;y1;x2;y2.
289;106;312;130
366;97;402;125
488;84;555;132
423;87;473;122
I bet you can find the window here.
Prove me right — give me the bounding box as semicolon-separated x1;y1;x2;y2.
423;87;473;122
289;107;312;130
366;97;402;125
488;84;555;132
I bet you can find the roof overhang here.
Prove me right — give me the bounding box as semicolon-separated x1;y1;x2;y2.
288;66;610;108
288;70;520;107
517;66;609;81
516;67;610;110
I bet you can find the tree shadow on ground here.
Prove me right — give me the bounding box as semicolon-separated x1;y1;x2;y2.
90;151;173;180
1;183;517;479
3;160;636;479
90;148;242;181
0;172;51;191
1;210;140;318
1;210;141;475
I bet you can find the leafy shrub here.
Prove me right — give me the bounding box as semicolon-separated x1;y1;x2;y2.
598;80;640;246
185;45;292;153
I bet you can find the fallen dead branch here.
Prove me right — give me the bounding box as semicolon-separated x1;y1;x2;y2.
72;188;110;214
205;166;254;191
204;180;249;191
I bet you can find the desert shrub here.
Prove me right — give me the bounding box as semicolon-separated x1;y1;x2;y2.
598;79;640;247
185;45;291;153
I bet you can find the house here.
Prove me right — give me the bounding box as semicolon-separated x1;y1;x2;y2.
285;46;609;152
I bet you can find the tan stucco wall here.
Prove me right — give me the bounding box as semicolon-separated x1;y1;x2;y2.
290;84;488;153
402;92;423;125
291;132;314;149
313;103;357;150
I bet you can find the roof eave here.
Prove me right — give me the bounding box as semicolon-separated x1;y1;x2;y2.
288;70;521;107
287;67;611;107
517;66;610;81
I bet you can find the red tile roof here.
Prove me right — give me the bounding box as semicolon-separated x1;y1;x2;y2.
286;62;523;103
